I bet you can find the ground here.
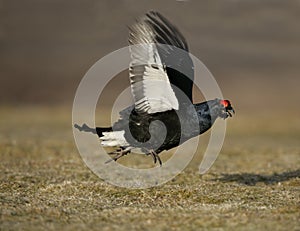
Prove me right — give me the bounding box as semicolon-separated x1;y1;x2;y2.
0;107;299;230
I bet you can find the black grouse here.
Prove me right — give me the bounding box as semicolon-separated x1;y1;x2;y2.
75;11;235;165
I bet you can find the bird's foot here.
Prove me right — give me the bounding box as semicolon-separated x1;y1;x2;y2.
147;149;162;166
105;147;131;164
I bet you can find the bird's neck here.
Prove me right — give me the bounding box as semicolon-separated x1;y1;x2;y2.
193;100;220;135
176;100;221;141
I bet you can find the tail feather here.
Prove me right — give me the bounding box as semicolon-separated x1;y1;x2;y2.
96;127;112;137
100;130;129;147
74;123;112;137
74;123;128;147
74;123;97;134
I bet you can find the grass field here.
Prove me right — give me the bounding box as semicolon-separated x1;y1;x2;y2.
0;106;299;230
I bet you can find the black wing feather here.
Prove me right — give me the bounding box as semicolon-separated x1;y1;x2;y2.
142;11;194;103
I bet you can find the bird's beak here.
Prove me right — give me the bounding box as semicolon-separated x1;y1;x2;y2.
226;107;235;117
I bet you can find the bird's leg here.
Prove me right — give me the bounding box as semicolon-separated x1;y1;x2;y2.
107;148;123;154
148;150;157;164
147;149;162;166
105;147;132;164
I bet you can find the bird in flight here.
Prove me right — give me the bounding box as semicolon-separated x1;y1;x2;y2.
75;11;235;166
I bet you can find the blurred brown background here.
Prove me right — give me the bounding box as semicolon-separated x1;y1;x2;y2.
1;0;300;115
1;2;300;229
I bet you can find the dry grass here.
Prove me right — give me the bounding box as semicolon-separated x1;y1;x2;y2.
0;106;299;230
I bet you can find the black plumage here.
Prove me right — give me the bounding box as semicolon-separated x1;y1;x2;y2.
75;11;234;165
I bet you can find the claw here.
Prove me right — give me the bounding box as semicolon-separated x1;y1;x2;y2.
147;150;162;166
105;147;131;164
108;148;122;155
151;152;157;163
156;154;162;166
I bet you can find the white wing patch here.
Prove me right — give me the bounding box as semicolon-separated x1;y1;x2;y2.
129;42;179;114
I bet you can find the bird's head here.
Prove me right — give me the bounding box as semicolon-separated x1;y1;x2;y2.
219;99;235;119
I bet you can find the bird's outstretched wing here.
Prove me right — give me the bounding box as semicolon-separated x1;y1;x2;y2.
129;11;194;114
